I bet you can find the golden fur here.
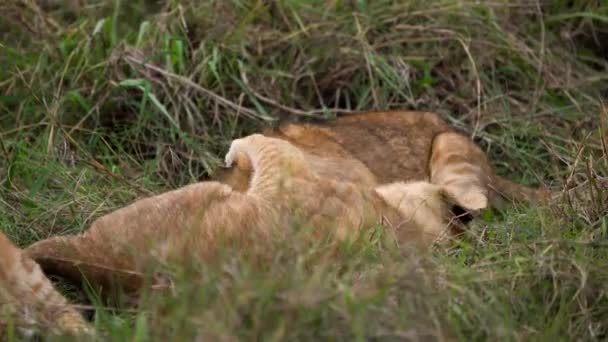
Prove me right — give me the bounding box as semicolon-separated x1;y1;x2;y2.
3;111;550;332
23;134;458;296
215;111;548;211
376;181;456;245
0;231;93;338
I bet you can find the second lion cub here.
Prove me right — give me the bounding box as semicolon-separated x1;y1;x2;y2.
216;111;548;212
24;134;459;295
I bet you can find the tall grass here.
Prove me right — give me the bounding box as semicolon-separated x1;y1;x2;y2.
1;0;607;340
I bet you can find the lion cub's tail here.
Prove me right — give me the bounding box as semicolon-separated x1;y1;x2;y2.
490;174;553;206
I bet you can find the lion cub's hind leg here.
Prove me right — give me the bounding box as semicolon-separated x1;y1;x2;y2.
0;231;93;338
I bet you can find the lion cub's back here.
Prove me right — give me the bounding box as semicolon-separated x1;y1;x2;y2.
272;111;452;183
215;111;454;193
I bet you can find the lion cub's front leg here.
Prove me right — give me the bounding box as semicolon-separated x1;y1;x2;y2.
0;231;93;338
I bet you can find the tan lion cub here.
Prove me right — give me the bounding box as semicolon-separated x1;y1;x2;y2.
216;111;549;212
0;231;93;338
24;134;458;295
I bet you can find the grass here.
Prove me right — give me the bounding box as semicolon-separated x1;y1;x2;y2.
1;0;608;340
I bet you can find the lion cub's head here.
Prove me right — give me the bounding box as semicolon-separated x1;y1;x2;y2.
375;181;474;245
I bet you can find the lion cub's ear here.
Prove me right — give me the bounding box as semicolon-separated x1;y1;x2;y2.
219;137;259;192
225;151;253;172
429;132;490;213
213;150;254;193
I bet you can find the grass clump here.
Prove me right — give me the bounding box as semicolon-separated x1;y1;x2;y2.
1;0;607;340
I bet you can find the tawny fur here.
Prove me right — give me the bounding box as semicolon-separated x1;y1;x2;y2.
0;231;93;338
215;111;549;210
1;111;550;333
376;181;456;245
24;134;455;295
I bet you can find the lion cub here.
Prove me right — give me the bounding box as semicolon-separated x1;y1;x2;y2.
0;231;93;338
24;134;456;295
216;111;548;212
